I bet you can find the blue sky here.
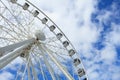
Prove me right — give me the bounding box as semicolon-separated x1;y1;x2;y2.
89;0;120;79
0;0;120;80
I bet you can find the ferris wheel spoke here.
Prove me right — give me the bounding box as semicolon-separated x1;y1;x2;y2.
0;26;19;41
0;35;12;46
32;53;46;80
45;37;58;43
37;43;68;61
26;54;33;80
43;46;69;61
45;45;69;57
34;47;55;80
0;26;18;39
31;53;50;80
45;39;68;51
49;46;67;55
0;14;28;38
40;64;46;80
53;52;69;61
26;47;40;80
41;44;69;61
27;61;32;80
0;37;16;43
0;25;26;40
32;46;56;80
8;2;34;35
0;0;28;35
37;47;56;80
38;43;74;80
43;43;67;51
29;55;38;80
24;18;35;36
21;54;31;80
15;61;24;80
2;24;27;38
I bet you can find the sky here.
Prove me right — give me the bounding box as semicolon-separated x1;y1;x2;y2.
0;0;120;80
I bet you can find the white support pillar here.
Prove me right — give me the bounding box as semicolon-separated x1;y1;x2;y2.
0;38;35;57
0;38;35;69
38;44;74;80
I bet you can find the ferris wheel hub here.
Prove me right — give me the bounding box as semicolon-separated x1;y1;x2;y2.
35;30;46;41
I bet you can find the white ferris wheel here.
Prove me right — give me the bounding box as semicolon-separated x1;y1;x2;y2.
0;0;88;80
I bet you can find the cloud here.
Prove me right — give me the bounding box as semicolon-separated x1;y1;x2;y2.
100;44;117;64
0;71;14;80
106;23;120;46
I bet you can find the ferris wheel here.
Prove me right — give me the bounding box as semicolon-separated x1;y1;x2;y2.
0;0;88;80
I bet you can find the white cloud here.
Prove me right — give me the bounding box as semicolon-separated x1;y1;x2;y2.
0;71;14;80
106;23;120;46
38;0;100;51
97;10;112;24
89;71;99;79
100;44;117;64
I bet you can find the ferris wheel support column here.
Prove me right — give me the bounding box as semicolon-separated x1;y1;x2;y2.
0;38;35;57
38;44;74;80
0;38;36;69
